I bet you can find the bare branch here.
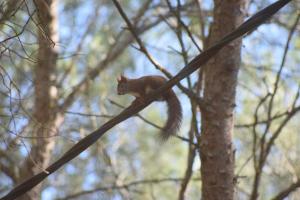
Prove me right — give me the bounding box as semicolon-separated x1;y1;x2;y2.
0;163;17;183
178;106;197;200
271;179;300;200
112;0;206;111
57;177;201;200
260;12;300;149
0;10;36;45
250;13;300;200
109;99;195;145
58;1;165;113
0;0;24;30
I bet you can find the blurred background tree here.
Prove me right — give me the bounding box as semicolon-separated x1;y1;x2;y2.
0;0;299;200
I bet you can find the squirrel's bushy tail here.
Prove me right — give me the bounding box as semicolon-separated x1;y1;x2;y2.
161;91;182;141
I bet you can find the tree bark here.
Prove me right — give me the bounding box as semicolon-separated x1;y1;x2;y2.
17;0;59;199
200;1;247;200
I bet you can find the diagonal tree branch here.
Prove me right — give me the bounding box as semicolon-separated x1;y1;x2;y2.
0;0;291;199
0;163;18;183
271;179;300;200
112;0;206;110
58;1;166;112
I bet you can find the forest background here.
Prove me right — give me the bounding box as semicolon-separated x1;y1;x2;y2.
0;0;299;200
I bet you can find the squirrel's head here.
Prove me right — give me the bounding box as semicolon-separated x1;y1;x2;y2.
117;75;128;95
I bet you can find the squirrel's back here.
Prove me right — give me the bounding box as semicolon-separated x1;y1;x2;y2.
117;75;182;140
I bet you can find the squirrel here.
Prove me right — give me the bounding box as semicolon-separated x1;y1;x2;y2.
117;75;182;140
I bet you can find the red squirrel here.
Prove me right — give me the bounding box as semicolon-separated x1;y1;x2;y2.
117;75;182;140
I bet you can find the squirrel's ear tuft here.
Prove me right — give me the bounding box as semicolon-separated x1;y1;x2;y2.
117;75;127;82
117;76;122;82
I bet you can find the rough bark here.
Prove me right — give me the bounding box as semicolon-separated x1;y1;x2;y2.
200;1;247;200
17;0;59;199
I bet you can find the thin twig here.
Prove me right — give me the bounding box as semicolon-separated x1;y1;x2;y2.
57;177;201;200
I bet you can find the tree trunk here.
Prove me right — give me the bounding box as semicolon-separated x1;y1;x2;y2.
200;1;247;200
17;0;59;199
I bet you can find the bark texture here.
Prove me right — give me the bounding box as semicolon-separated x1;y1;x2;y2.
200;1;247;200
17;0;59;199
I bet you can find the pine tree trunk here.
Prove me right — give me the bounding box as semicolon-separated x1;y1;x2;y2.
17;0;59;199
200;1;247;199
